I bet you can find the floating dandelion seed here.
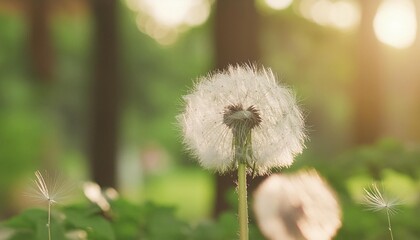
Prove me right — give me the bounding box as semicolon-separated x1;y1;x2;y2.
253;170;342;240
363;183;401;240
178;64;305;174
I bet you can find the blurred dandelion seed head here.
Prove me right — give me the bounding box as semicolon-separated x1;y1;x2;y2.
178;64;306;174
253;170;342;240
83;182;119;212
363;183;401;215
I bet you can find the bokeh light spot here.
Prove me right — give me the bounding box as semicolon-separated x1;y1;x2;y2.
265;0;293;10
374;0;417;49
299;0;360;30
126;0;211;45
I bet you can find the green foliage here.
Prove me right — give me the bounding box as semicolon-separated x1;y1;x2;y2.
112;200;189;240
0;200;264;240
64;206;115;240
1;209;66;240
2;139;419;239
141;168;214;220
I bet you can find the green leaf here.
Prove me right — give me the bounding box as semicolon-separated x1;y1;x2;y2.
1;208;66;240
2;208;44;229
110;199;143;239
64;208;115;240
141;202;190;240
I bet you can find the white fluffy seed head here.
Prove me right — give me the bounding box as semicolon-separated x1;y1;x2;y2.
253;170;342;240
177;64;306;174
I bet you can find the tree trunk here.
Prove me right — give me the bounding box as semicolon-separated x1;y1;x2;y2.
214;0;259;68
406;0;420;141
26;0;54;82
89;0;120;188
213;0;260;216
353;0;383;145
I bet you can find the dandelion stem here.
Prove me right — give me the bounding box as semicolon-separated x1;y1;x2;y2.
386;209;394;240
231;127;251;240
238;162;248;240
47;200;51;240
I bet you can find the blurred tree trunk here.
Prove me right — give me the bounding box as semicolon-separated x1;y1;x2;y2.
26;0;54;82
89;0;120;188
215;0;259;68
213;0;260;216
353;0;383;145
407;0;420;141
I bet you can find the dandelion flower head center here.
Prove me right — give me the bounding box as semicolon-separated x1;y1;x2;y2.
223;104;262;131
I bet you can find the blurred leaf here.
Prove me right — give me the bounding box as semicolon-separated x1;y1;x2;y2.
2;209;44;229
111;199;143;239
1;208;66;240
140;202;190;240
64;206;115;240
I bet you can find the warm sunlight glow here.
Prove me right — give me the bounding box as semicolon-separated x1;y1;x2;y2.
126;0;211;45
139;0;207;27
299;0;316;19
329;1;360;30
310;0;332;26
374;0;417;49
300;0;359;30
265;0;293;10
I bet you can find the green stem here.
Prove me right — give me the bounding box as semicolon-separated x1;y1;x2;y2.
386;209;394;240
48;200;51;240
238;162;248;240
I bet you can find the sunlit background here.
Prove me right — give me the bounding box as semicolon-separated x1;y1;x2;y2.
1;0;420;238
125;0;418;48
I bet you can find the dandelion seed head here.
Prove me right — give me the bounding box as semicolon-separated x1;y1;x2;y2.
178;64;306;174
26;170;71;205
253;170;342;240
363;183;400;215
